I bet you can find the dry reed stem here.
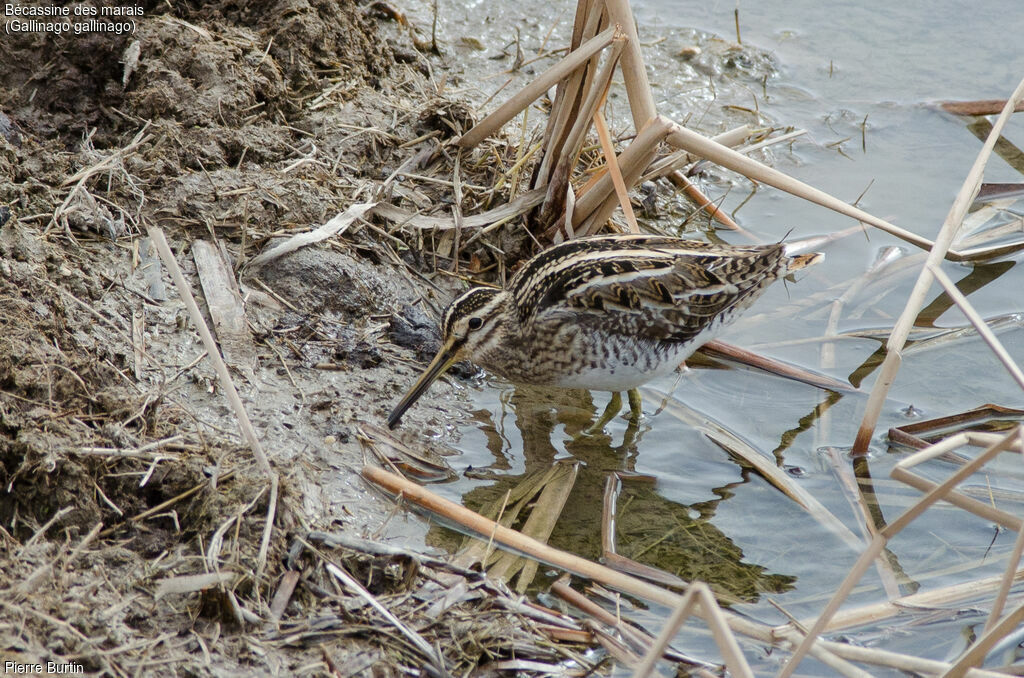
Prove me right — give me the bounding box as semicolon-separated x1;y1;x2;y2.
928;263;1024;390
575;116;672;235
778;427;1023;677
785;565;1024;633
852;76;1024;454
890;465;1022;531
631;582;754;678
324;558;449;675
535;0;605;188
984;520;1024;634
539;39;624;228
663;119;937;251
365;464;1007;676
373;188;546;230
666;171;741;230
458;26;619;149
649;387;865;552
147;227;277;576
593;109;640;233
943;602;1024;678
246;202;375;269
603;0;656;128
639;125;752;182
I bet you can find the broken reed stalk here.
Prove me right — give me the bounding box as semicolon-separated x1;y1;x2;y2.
665;172;741;230
984;523;1024;634
851;76;1024;455
603;0;656;128
631;582;753;678
945;602;1024;678
928;263;1024;390
324;559;449;675
147;227;277;576
593;108;641;233
785;565;1024;634
777;427;1024;677
663;119;937;251
536;0;607;188
539;38;625;229
363;465;1003;676
574;116;673;236
639;125;752;181
458;25;619;149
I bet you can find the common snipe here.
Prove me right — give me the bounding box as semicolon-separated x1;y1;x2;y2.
387;234;821;429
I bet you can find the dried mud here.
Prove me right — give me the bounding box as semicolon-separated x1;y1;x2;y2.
0;1;540;674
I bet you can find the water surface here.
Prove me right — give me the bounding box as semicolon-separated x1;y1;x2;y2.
406;0;1024;672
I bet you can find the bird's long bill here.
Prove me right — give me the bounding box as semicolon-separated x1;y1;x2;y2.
387;339;459;429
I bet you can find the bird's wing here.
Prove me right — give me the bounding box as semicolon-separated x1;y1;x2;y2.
530;240;787;345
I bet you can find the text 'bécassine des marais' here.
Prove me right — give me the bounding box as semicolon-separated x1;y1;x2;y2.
4;4;144;16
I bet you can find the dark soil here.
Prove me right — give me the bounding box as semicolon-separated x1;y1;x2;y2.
0;1;560;674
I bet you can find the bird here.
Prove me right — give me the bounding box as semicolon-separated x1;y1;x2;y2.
387;233;821;430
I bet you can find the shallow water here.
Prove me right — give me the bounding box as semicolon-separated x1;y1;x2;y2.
403;0;1024;672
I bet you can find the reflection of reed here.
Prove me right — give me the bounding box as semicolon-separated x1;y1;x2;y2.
430;385;796;601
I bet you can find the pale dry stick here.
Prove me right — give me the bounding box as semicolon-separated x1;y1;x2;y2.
603;0;657;128
983;519;1024;634
20;506;73;553
663;119;938;252
536;0;606;186
852;77;1024;454
458;26;619;149
955;431;1024;452
928;263;1024;390
325;560;449;676
631;582;754;678
733;128;808;157
891;469;1022;531
246;202;375;269
805;638;1009;678
535;0;605;188
542;38;625;216
777;427;1023;678
783;564;1024;633
147;227;277;577
362;467;840;666
373;188;546;231
365;466;891;678
63;521;103;574
593;109;641;233
943;601;1024;678
576;116;673;235
78;434;185;457
639;125;752;182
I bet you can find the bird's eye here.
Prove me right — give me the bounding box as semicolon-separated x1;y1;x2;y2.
468;317;483;330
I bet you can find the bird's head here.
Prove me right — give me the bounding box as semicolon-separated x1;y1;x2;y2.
387;287;504;428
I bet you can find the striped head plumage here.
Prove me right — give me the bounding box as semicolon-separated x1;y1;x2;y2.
387;233;821;428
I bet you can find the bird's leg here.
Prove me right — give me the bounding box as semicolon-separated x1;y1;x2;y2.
619;389;643;449
627;388;643;422
585;391;623;434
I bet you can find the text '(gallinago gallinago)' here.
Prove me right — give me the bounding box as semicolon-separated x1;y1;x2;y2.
387;233;822;429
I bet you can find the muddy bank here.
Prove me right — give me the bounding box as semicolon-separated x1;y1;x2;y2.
0;0;563;673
